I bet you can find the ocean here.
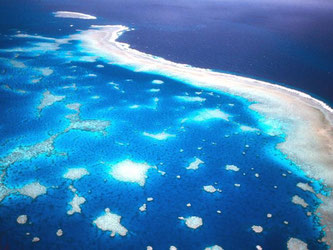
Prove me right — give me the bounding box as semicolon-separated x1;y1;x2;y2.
0;0;331;249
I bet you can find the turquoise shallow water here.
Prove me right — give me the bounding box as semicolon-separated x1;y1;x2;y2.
0;10;329;250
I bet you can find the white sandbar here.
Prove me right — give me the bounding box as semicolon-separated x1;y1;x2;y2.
63;168;89;180
18;182;47;199
287;238;308;250
93;208;128;237
53;11;97;20
109;159;152;186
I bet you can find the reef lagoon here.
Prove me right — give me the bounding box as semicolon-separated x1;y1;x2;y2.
0;2;332;250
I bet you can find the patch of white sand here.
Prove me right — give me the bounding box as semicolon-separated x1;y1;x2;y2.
186;157;204;170
18;182;47;199
110;159;152;186
93;208;128;237
63;168;89;180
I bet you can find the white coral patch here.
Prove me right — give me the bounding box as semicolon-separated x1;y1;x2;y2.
67;194;86;215
287;238;308;250
180;216;203;229
110;160;152;186
63;168;89;180
203;185;219;193
186;157;204;170
17;215;28;224
252;225;263;233
93;208;128;237
18;182;47;199
225;164;240;172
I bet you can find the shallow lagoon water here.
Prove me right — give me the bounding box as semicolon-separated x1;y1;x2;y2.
0;6;330;250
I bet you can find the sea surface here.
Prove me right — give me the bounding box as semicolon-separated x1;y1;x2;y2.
0;0;331;249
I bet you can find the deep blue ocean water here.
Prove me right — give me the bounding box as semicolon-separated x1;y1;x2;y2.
0;1;331;249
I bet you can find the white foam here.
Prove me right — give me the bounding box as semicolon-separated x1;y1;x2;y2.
53;11;97;20
18;182;47;199
143;131;176;140
225;164;240;172
180;216;203;229
93;208;128;237
186;157;204;170
67;194;86;215
109;159;152;186
63;168;89;180
17;215;28;224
